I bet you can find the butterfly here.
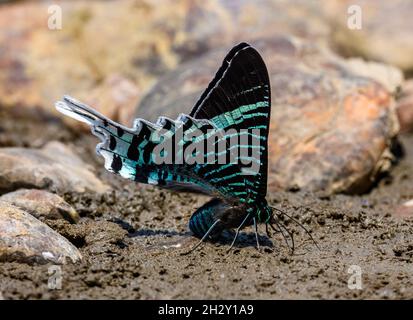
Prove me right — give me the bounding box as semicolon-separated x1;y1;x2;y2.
56;42;316;253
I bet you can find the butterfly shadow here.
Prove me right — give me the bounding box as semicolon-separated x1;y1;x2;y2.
110;218;188;237
128;228;189;238
127;227;275;250
213;230;274;249
114;217;274;250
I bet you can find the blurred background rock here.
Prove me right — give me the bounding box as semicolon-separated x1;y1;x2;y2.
0;0;412;194
1;0;409;123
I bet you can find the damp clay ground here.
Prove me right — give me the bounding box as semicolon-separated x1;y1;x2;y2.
0;113;412;300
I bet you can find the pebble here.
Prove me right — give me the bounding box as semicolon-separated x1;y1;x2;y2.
393;199;413;219
0;201;82;264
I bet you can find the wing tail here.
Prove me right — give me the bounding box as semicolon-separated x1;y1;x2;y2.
56;95;105;125
55;95;138;178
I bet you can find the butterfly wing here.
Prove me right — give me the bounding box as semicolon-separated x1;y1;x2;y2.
56;96;219;195
190;42;271;202
56;43;271;204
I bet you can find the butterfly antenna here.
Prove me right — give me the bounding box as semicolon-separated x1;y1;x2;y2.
184;219;221;255
270;218;295;253
271;206;320;250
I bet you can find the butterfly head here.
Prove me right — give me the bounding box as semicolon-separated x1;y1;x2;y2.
247;198;272;224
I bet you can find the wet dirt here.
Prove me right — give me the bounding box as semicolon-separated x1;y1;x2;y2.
0;109;412;299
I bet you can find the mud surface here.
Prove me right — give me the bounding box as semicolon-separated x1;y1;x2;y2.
0;112;412;299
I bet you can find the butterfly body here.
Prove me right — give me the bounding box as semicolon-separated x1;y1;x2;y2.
189;197;272;239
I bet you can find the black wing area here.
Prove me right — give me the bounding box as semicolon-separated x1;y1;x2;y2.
190;42;271;200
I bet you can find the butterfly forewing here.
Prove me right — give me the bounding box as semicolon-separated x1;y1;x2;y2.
190;43;271;202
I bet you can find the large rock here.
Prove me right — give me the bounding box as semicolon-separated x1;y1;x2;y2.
0;201;82;264
135;37;400;194
0;141;109;194
326;0;413;73
0;189;79;223
172;0;330;60
0;0;176;124
0;107;75;148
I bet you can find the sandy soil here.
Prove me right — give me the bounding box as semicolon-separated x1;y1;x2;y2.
0;110;412;299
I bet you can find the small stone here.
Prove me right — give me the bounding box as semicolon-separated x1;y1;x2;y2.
0;189;79;223
393;199;413;219
0;141;109;194
317;216;326;225
0;201;82;264
404;199;413;207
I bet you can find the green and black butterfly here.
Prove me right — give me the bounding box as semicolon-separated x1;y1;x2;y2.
56;43;316;253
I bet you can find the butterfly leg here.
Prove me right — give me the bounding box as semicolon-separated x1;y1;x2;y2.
253;217;260;250
185;219;222;254
227;213;251;252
